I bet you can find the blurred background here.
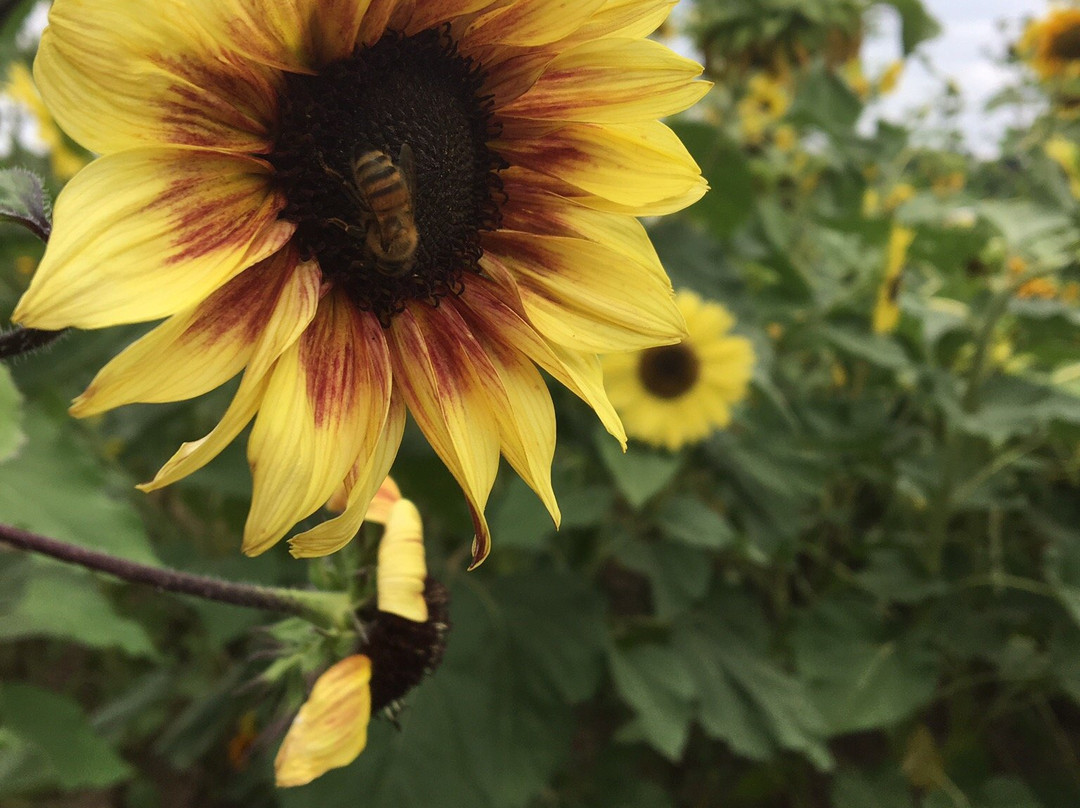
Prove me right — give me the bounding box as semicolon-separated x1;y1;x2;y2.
2;0;1080;806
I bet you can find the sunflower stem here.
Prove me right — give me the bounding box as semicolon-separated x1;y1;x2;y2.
0;327;68;361
0;521;355;629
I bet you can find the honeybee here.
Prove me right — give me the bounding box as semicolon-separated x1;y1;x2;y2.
324;144;419;277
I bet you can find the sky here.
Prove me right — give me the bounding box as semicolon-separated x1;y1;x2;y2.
862;0;1048;155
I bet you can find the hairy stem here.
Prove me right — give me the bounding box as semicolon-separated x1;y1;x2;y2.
0;327;68;361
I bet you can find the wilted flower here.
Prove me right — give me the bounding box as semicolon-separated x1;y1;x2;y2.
602;290;754;451
14;0;710;567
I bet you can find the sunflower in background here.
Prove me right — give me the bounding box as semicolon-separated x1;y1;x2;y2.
13;0;709;568
1020;6;1080;81
872;225;915;334
603;290;755;451
3;61;85;179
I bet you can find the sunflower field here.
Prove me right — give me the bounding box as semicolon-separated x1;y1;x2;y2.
2;0;1080;805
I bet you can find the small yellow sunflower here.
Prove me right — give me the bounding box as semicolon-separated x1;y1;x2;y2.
872;225;915;335
1020;6;1080;81
13;0;710;568
4;62;85;179
602;290;754;451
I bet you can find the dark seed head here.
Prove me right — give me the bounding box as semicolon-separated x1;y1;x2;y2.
638;343;701;399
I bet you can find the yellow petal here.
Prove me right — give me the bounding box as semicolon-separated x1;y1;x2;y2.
462;276;626;447
566;0;675;42
500;38;709;124
13;149;291;330
357;0;415;46
35;0;278;155
289;396;406;558
365;476;402;525
275;655;372;788
137;259;322;491
244;295;392;555
71;248;314;417
377;498;428;622
494;120;705;210
483;230;684;352
190;0;370;71
465;0;606;47
451;296;559;526
406;0;500;33
386;304;500;569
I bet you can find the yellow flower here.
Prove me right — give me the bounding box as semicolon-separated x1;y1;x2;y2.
862;188;882;217
1061;281;1080;302
841;58;870;100
931;171;965;196
275;654;374;787
15;0;709;568
1016;277;1059;299
772;124;797;152
1006;254;1029;278
877;60;904;95
746;73;790;119
872;225;915;334
4;62;86;179
602;290;754;450
1020;6;1080;81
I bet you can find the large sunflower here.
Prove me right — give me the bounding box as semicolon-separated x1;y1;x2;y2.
12;0;709;567
602;290;754;451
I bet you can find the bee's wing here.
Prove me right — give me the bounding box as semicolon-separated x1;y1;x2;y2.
397;143;417;198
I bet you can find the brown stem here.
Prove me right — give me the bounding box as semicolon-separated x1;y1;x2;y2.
0;521;308;616
0;327;68;361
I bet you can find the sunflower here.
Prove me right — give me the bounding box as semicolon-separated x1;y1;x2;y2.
1020;6;1080;81
602;290;754;451
4;61;86;179
13;0;709;568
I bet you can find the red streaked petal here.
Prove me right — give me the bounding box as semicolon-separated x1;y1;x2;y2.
13;149;292;331
244;294;392;556
386;304;501;568
465;0;606;47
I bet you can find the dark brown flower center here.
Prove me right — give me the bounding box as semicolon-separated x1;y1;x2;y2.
1049;25;1080;61
638;343;700;399
269;29;504;324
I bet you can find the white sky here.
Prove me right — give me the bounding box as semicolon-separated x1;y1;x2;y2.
862;0;1048;155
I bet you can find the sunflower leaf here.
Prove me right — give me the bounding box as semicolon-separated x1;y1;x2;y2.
596;432;682;508
0;365;24;463
0;167;51;241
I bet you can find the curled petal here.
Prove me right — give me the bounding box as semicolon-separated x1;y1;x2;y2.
245;294;392;555
275;655;372;788
365;476;403;525
377;498;428;622
13;149;291;330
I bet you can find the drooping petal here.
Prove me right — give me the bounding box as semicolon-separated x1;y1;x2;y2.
461;275;626;446
137;259;322;491
386;305;501;568
289;395;406;558
35;0;279;155
450;296;560;524
190;0;371;72
244;294;392;556
71;248;314;416
493;120;706;211
377;498;428;622
482;230;684;352
275;655;372;788
465;0;607;48
13;149;292;331
499;38;709;124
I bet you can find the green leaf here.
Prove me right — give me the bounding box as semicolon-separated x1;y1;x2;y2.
831;766;915;808
0;366;24;464
609;643;697;760
669;123;754;238
787;64;862;133
614;537;714;619
792;596;938;735
0;409;158;564
673;596;833;769
0;684;132;794
0;168;50;240
0;559;157;658
490;476;556;549
596;433;682;509
823;325;910;370
655;495;736;550
880;0;942;54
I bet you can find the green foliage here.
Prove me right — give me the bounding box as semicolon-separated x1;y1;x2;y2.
0;167;49;239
